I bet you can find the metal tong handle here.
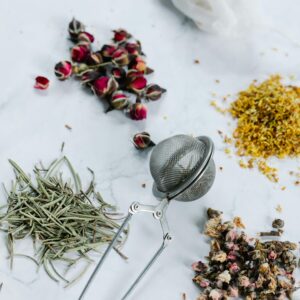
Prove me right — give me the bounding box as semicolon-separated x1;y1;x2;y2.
79;198;172;300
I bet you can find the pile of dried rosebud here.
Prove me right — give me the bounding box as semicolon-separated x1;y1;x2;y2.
192;208;298;300
54;18;166;120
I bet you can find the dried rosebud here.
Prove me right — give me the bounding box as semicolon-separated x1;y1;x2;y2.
110;91;129;110
92;76;118;97
211;250;227;262
217;271;231;283
100;44;117;60
133;132;155;149
194;275;210;288
129;56;153;74
68;18;85;40
129;103;147;121
111;67;126;82
192;261;208;273
209;289;222;300
272;219;284;229
78;31;94;44
71;44;90;63
259;263;270;274
207;208;222;219
113;29;131;43
86;52;103;66
229;262;240;273
268;250;277;260
54;61;73;80
145;84;166;101
128;76;147;94
34;76;49;90
112;48;130;66
227;251;237;261
81;70;101;85
228;286;239;298
238;275;250;287
225;230;238;242
125;42;142;56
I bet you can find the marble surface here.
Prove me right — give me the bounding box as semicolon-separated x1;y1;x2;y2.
0;0;300;299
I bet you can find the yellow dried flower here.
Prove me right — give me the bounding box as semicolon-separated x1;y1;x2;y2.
233;216;246;229
230;75;300;159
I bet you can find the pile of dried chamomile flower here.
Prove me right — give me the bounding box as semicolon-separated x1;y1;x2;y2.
54;18;166;121
212;75;300;183
192;208;298;300
0;157;127;286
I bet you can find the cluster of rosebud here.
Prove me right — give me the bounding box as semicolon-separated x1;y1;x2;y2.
54;18;166;121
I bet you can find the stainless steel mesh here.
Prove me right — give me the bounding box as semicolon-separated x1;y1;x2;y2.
150;135;214;201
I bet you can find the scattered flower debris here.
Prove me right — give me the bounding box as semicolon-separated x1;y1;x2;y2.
141;183;146;188
34;76;49;90
65;124;72;130
275;204;283;213
54;18;166;121
212;75;300;183
194;59;200;64
193;208;299;300
132;132;155;150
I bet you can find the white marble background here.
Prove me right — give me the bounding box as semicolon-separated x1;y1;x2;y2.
0;0;300;299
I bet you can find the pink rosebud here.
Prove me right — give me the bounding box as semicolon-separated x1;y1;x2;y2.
129;56;153;74
78;31;94;43
34;76;49;90
110;91;129;110
268;250;277;260
199;279;210;288
227;251;237;261
145;84;166;101
54;61;73;80
86;52;103;66
129;103;147;120
228;286;239;297
112;48;130;66
128;76;147;94
133;132;155;149
101;44;117;59
71;44;90;62
68;18;85;40
125;42;142;56
92;76;118;97
226;230;238;242
238;275;250;287
113;29;131;43
209;289;222;300
192;261;208;273
229;262;240;273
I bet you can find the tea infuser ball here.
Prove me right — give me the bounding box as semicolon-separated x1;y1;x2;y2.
79;134;215;300
150;134;215;201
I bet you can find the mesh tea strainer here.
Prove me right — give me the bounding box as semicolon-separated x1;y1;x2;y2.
79;134;215;300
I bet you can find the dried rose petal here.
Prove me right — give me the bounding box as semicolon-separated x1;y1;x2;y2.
71;44;90;63
54;61;73;80
129;103;147;120
34;76;49;90
129;56;153;74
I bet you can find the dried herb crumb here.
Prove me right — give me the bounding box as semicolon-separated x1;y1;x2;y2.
65;124;72;130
